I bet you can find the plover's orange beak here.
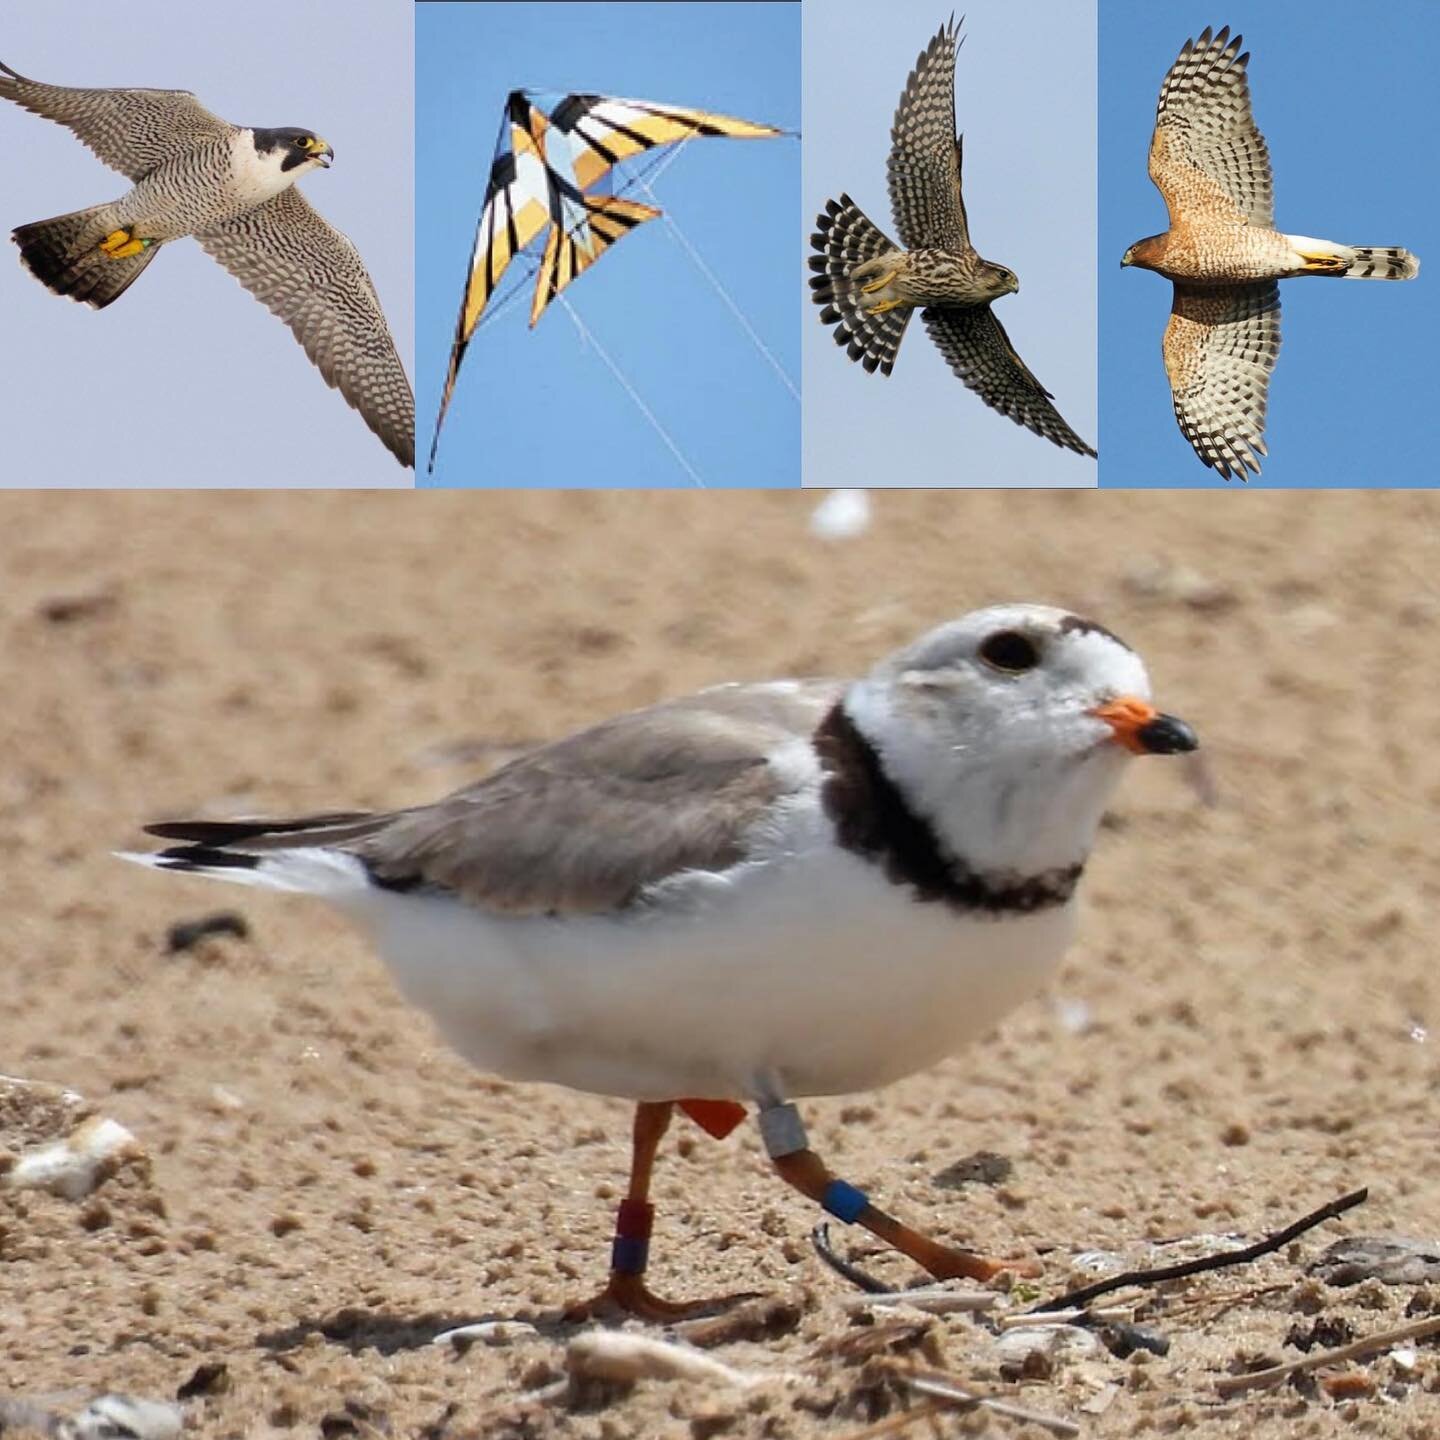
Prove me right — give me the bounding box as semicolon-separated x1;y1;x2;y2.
1092;697;1198;756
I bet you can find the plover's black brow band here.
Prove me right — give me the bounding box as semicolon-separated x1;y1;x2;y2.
1058;614;1132;652
814;702;1082;916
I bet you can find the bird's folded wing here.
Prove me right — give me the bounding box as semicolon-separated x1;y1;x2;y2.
355;681;843;915
922;306;1096;457
1163;281;1279;482
1149;27;1273;228
0;61;229;180
197;188;415;468
887;21;969;253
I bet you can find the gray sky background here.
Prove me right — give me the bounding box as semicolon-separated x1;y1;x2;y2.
802;0;1096;488
0;0;414;487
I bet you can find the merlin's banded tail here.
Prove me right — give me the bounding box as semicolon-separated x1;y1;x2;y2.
808;194;913;375
13;205;163;309
1286;236;1420;280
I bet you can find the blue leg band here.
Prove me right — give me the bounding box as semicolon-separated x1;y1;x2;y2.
822;1179;869;1225
611;1235;650;1275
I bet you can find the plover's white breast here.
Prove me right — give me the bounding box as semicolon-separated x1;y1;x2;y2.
338;789;1076;1103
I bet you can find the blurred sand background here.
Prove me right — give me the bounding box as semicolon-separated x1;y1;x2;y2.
2;489;1438;1437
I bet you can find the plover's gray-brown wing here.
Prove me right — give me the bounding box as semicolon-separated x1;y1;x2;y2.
145;679;842;917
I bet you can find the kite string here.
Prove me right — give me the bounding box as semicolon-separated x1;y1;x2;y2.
630;147;801;404
555;292;706;489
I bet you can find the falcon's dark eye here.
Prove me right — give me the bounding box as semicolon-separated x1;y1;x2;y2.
296;136;312;150
978;630;1040;674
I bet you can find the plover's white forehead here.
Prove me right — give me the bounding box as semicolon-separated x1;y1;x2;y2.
882;604;1146;688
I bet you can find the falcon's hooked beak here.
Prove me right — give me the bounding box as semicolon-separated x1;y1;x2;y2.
1092;697;1198;756
1120;247;1135;268
299;135;334;168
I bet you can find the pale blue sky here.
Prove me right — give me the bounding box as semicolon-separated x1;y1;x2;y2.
1100;1;1437;487
0;0;414;487
802;0;1097;488
417;2;800;488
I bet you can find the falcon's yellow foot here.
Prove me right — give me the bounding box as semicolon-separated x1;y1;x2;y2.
99;229;150;260
859;267;900;295
1299;251;1347;273
865;297;905;316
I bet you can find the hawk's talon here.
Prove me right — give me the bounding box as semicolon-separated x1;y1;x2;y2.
865;297;905;315
859;268;899;295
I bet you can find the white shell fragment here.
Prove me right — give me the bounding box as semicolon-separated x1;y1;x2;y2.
566;1331;782;1389
808;488;873;541
433;1320;540;1348
7;1115;142;1200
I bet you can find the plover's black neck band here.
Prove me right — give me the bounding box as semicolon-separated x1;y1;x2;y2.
813;701;1082;916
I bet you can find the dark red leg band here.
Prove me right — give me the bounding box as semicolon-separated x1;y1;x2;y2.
611;1199;654;1275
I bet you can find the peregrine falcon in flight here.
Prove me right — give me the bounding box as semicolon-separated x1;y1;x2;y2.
1121;27;1418;482
0;60;414;468
809;19;1095;458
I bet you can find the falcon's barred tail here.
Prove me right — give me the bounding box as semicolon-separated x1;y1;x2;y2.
1285;236;1420;281
808;194;912;375
13;206;162;310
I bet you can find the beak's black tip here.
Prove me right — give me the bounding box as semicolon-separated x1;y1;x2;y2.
1138;714;1198;755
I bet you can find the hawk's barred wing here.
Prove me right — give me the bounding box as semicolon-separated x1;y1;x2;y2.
808;194;914;375
1149;27;1273;228
0;60;230;181
429;90;781;470
197;187;415;468
887;19;969;253
1162;280;1279;482
922;305;1097;457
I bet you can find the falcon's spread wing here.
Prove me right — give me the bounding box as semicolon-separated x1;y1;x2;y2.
1162;280;1280;481
0;60;230;181
429;90;781;470
1149;27;1273;228
143;680;842;919
887;19;969;252
922;305;1097;456
808;194;913;375
197;187;415;468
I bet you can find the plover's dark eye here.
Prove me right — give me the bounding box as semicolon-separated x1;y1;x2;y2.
978;630;1039;674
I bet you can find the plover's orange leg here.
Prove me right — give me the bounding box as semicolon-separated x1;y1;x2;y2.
760;1102;1040;1284
564;1101;757;1322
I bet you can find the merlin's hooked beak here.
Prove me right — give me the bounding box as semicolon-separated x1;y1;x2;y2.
1092;696;1198;756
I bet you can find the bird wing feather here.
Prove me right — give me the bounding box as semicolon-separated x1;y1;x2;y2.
196;187;415;468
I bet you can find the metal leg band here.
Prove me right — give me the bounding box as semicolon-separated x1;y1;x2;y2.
757;1101;808;1159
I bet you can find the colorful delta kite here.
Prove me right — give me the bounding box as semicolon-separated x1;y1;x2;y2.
429;89;782;469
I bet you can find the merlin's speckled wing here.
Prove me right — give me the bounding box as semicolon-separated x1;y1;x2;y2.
197;188;415;468
1150;26;1273;228
886;19;969;253
0;60;230;179
428;90;781;471
922;306;1098;458
1163;280;1279;481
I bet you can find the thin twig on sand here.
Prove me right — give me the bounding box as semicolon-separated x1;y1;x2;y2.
1030;1188;1369;1313
1214;1313;1440;1398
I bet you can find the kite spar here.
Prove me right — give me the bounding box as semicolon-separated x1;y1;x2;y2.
428;90;783;472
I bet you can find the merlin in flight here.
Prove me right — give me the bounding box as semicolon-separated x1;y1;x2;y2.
808;19;1095;458
0;61;414;468
1122;27;1419;482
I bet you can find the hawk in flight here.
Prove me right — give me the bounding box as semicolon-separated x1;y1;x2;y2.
0;60;415;468
1122;26;1419;482
808;19;1094;458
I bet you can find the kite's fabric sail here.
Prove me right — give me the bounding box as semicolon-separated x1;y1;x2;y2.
429;90;782;470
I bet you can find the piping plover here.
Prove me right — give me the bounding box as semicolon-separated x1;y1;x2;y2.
123;604;1196;1319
